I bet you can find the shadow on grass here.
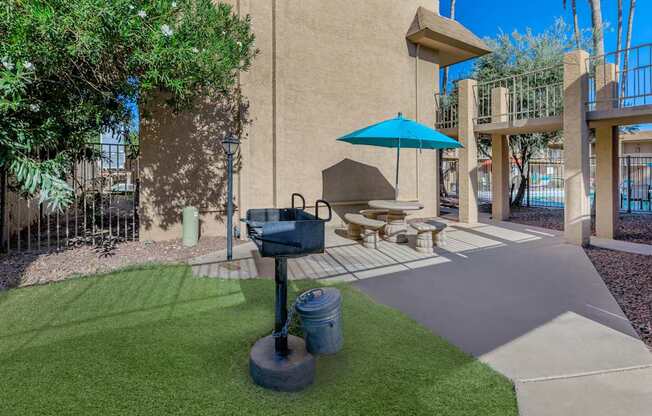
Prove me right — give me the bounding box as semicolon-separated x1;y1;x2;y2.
0;266;517;416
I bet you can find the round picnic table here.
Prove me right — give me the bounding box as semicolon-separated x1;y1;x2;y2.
368;200;424;243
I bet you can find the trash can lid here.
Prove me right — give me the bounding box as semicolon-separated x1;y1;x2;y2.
295;288;341;318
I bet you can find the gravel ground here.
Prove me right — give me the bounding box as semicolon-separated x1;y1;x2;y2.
0;237;237;290
507;207;565;231
584;247;652;349
508;207;652;245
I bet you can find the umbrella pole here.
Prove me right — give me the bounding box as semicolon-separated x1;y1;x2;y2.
395;145;400;200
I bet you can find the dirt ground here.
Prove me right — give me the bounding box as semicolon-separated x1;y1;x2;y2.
0;237;237;290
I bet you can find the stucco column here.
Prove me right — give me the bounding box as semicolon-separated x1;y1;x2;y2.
491;87;510;221
594;63;619;239
563;50;591;246
458;79;478;224
416;46;440;217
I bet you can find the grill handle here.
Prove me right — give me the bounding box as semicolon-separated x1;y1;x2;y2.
292;193;306;210
315;199;332;222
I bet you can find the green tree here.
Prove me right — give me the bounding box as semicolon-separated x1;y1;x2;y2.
472;19;588;206
0;0;256;210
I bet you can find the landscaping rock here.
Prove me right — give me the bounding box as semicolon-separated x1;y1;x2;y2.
584;246;652;350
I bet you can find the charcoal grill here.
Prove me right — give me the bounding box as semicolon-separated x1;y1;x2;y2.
245;193;332;391
245;193;331;258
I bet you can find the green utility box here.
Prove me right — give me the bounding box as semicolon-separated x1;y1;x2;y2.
182;206;199;247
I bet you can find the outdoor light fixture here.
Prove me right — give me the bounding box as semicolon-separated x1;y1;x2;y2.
221;134;240;156
221;134;240;261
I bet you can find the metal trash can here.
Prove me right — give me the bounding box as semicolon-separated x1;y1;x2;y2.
295;288;343;354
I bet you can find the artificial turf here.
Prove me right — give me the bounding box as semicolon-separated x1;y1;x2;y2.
0;265;517;415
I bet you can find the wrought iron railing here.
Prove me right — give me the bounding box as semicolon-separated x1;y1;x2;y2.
443;156;652;212
435;92;458;130
474;66;564;124
587;43;652;111
2;142;140;253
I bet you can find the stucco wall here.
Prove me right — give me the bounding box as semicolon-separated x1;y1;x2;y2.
623;141;652;156
140;0;442;240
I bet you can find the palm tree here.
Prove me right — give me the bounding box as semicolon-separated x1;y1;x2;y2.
441;0;456;95
563;0;582;49
588;0;605;57
621;0;636;101
615;0;623;69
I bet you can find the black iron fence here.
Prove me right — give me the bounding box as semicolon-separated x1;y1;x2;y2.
1;142;140;253
442;156;652;212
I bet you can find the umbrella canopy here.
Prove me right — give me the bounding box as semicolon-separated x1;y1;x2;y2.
337;112;462;198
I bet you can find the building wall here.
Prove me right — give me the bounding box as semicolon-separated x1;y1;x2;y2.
140;0;442;240
623;141;652;156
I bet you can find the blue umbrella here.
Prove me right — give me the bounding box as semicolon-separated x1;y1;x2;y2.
337;112;463;198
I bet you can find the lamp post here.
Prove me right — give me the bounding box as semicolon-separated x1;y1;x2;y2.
221;134;240;261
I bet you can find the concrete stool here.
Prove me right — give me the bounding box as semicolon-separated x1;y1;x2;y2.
347;222;362;240
344;213;385;249
360;209;388;237
411;222;448;253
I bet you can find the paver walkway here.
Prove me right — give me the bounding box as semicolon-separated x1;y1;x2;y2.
190;217;652;415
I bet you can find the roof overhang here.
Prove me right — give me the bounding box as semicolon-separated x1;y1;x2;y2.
407;7;492;67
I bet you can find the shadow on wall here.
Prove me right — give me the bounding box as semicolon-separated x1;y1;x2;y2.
139;91;249;237
322;159;395;219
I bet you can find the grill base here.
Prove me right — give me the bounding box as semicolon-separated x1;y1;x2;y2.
249;335;315;392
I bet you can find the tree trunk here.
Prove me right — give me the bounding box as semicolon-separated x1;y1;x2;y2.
442;0;456;95
621;0;636;100
564;0;582;49
510;148;531;207
588;0;605;57
572;0;581;49
616;0;623;70
513;174;528;207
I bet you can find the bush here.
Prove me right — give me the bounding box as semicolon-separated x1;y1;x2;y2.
0;0;256;209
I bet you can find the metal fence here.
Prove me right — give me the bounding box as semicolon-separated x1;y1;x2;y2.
442;156;652;212
1;142;140;253
441;158;459;198
474;66;564;124
435;92;458;130
587;43;652;110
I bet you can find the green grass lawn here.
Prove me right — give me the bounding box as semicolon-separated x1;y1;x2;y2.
0;265;517;416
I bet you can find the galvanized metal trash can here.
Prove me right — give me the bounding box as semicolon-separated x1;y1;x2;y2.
295;288;343;354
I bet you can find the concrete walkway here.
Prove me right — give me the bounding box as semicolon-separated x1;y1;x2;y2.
352;218;652;416
190;218;652;415
591;236;652;256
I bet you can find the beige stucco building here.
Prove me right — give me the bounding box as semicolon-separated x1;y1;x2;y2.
619;131;652;156
139;0;489;241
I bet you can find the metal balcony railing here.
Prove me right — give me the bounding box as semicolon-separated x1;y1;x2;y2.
587;43;652;111
474;65;564;124
434;92;458;130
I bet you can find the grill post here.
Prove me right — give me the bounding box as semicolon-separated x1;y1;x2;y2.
274;257;289;356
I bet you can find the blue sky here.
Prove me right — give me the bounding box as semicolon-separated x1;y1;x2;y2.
442;0;650;80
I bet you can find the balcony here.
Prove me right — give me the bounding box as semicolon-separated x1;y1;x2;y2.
434;43;652;136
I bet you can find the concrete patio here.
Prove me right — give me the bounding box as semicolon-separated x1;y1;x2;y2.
190;215;652;415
